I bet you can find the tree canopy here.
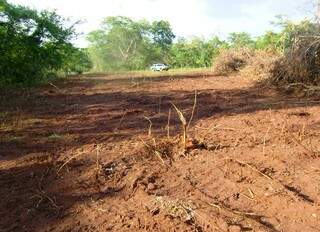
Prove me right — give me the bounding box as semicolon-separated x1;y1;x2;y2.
87;16;320;72
1;0;319;85
87;16;175;71
0;0;91;86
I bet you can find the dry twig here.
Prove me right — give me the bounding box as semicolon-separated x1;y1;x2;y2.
57;152;84;174
167;108;171;138
144;116;153;137
171;103;187;149
187;90;197;129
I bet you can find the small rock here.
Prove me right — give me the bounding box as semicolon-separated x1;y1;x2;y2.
312;214;317;218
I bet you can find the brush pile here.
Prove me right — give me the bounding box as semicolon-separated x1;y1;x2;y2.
213;48;279;80
240;50;279;80
268;37;320;93
213;48;255;75
213;36;320;95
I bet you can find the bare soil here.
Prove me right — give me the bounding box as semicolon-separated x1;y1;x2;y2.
1;71;320;232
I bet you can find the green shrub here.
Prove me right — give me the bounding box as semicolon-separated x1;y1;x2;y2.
0;0;88;86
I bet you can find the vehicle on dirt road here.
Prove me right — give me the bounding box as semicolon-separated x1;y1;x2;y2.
150;63;170;71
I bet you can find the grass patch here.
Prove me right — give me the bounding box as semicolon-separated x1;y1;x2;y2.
83;67;213;79
0;111;9;119
47;133;64;141
1;136;24;143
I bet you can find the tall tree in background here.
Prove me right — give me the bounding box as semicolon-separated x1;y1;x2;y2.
272;16;320;52
228;32;255;48
169;36;228;68
151;21;175;49
255;31;282;52
87;17;175;71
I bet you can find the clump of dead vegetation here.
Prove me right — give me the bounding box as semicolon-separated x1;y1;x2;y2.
213;36;320;96
140;138;176;165
213;48;280;79
267;37;320;94
147;196;197;223
213;48;255;75
240;50;279;80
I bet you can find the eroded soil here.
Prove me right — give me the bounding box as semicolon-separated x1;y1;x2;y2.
1;71;320;232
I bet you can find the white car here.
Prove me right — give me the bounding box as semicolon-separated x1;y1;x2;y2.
150;63;170;71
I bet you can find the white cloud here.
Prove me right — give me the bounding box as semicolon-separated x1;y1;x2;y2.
8;0;315;47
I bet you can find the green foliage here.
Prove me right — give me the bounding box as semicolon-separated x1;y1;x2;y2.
255;31;282;52
2;1;319;80
273;16;320;52
62;48;92;74
228;32;255;48
0;0;87;86
87;16;175;72
151;20;175;51
169;37;228;68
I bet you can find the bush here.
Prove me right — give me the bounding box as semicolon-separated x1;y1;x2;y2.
62;48;93;74
212;48;255;75
0;0;86;86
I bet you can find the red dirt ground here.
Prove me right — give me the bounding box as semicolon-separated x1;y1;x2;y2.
1;71;320;232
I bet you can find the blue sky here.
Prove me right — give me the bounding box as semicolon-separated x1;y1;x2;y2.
9;0;315;47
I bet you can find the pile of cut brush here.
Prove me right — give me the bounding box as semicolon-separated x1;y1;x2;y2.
268;36;320;94
212;37;320;95
212;48;255;75
212;48;279;80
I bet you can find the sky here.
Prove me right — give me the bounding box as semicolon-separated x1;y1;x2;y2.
9;0;315;47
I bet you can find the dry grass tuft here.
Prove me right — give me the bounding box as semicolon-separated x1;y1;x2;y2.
148;196;196;223
171;103;187;149
140;138;176;165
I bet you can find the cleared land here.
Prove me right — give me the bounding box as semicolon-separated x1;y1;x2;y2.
1;71;320;232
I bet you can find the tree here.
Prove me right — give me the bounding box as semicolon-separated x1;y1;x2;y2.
255;31;282;52
87;17;175;71
273;16;320;52
228;32;255;48
168;36;228;68
0;0;84;86
150;20;175;50
62;48;92;74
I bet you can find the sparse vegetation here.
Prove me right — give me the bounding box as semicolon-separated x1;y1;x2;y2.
47;133;64;141
2;1;320;232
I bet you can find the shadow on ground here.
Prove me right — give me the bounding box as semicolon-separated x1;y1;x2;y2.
1;72;320;231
